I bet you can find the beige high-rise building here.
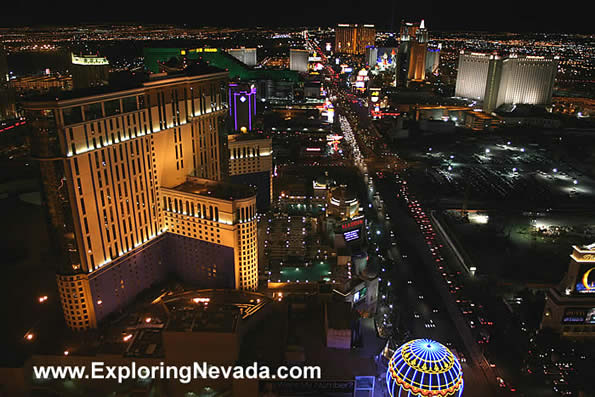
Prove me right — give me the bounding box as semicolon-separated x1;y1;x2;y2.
71;53;110;90
289;49;309;73
454;51;497;101
496;55;558;109
227;133;273;210
228;47;257;66
455;51;558;112
25;70;260;330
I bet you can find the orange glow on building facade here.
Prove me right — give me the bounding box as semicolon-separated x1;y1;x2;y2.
335;24;376;55
407;20;428;82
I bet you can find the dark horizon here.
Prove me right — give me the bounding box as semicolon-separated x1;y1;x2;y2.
0;0;592;34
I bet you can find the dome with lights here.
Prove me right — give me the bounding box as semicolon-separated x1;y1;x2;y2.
386;339;464;397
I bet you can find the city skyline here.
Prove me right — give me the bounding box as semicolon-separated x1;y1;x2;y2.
0;9;593;397
0;0;593;34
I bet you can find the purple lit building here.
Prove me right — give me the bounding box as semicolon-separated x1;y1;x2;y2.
229;83;257;132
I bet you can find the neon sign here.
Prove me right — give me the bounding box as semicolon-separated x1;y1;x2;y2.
341;218;364;230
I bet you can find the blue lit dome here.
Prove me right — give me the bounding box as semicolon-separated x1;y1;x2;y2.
386;339;464;397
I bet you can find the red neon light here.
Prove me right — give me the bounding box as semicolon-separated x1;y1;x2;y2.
341;218;364;230
0;121;26;133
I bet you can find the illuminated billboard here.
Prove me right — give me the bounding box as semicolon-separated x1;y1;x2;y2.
562;307;595;324
344;229;361;242
354;287;367;303
341;217;365;231
341;217;365;244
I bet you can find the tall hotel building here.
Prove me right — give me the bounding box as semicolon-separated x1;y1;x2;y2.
396;21;416;86
496;55;558;110
455;51;558;112
396;20;430;86
407;20;429;82
227;133;273;211
71;53;110;90
335;24;376;55
289;49;309;73
454;51;499;101
425;44;441;76
24;70;260;330
227;47;257;67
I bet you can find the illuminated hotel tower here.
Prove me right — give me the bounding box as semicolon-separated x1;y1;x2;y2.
289;49;309;73
396;21;416;86
407;19;428;82
227;133;273;211
455;51;558;112
425;43;441;76
335;24;376;55
24;70;260;330
455;51;499;101
70;53;110;90
496;55;558;109
227;47;257;66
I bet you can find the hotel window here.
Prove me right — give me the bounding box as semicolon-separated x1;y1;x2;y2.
123;97;137;113
84;103;102;121
63;106;83;125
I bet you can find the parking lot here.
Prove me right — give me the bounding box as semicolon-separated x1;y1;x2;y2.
405;138;595;209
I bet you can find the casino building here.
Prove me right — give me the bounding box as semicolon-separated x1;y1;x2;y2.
541;243;595;337
24;68;260;330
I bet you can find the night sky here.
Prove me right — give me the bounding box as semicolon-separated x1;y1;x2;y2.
0;0;592;33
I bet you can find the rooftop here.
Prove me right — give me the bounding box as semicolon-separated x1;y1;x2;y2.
171;177;256;201
29;285;272;360
161;289;271;333
227;131;271;143
22;62;226;103
326;301;356;330
495;103;558;118
144;47;300;83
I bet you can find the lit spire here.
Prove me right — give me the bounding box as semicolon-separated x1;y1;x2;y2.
420;19;425;29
